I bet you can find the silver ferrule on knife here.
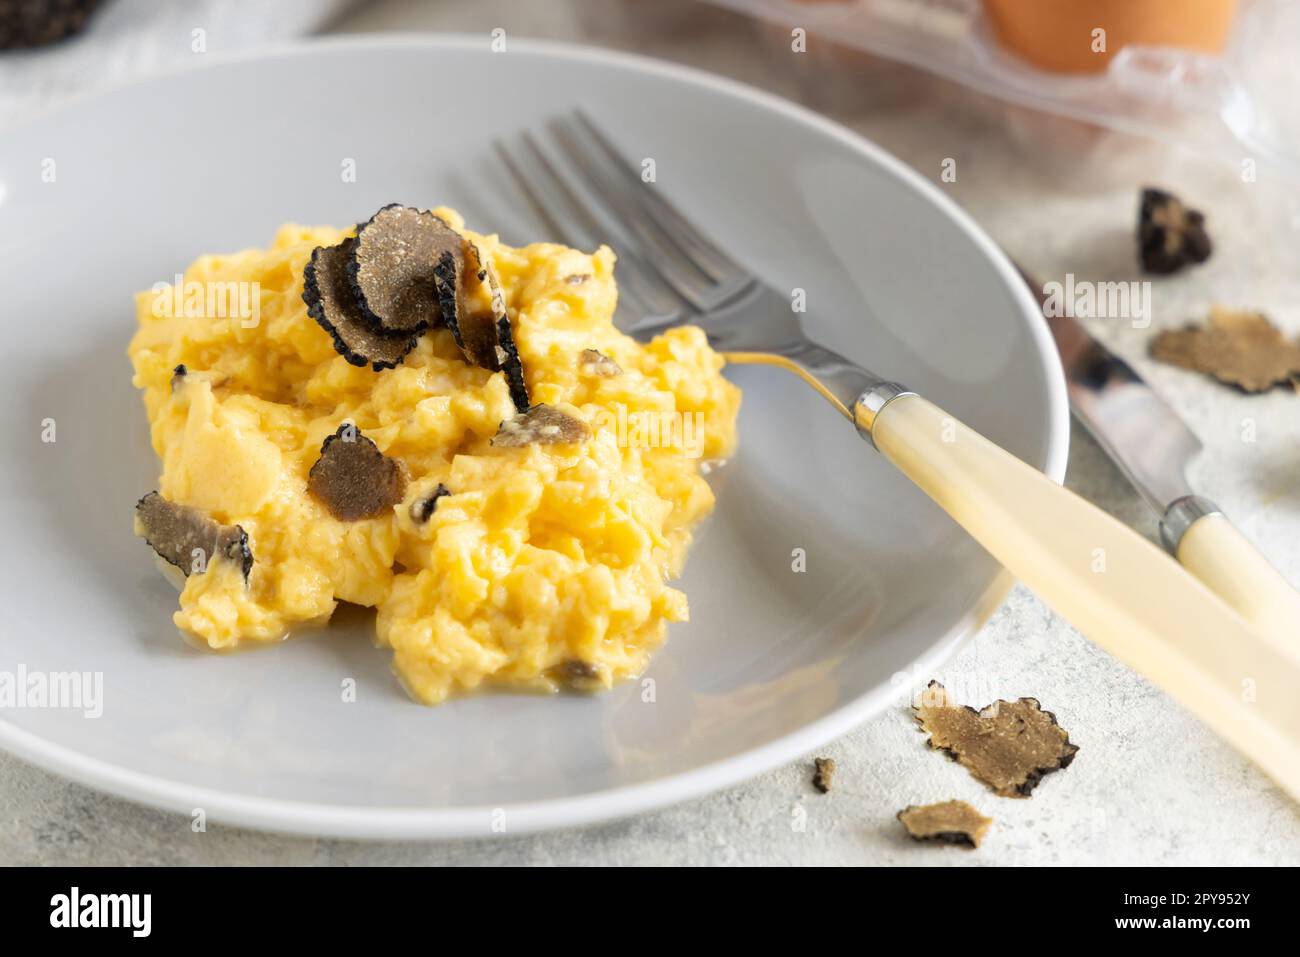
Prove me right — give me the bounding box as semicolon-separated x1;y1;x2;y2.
1159;494;1224;552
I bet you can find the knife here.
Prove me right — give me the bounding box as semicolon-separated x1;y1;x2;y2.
1020;267;1300;646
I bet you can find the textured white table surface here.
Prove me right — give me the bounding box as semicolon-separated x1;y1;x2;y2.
3;0;1298;866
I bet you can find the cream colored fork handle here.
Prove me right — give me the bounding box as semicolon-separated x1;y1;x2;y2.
871;394;1300;799
1177;514;1300;653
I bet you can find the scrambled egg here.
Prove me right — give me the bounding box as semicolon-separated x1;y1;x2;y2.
128;209;741;703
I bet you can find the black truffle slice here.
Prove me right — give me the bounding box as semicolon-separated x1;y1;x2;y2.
409;483;452;523
897;801;991;849
1150;306;1300;393
448;242;504;371
496;314;531;412
348;204;460;333
448;242;530;409
1138;187;1212;275
435;239;531;410
563;659;599;680
134;491;253;582
492;404;591;447
578;348;621;378
913;681;1078;798
0;0;101;50
431;247;464;342
812;757;835;794
303;239;420;371
557;659;601;688
308;424;408;522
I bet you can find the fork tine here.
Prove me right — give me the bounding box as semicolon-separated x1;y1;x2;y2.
495;134;686;323
519;131;686;318
601;243;690;327
548;116;720;311
573;109;745;284
494;137;594;251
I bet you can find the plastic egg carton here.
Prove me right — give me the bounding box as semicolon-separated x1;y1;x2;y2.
704;0;1300;187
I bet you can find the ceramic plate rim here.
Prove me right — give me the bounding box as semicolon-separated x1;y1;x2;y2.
0;33;1069;840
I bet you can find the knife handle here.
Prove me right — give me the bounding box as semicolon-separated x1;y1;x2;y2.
1173;511;1300;651
867;393;1300;799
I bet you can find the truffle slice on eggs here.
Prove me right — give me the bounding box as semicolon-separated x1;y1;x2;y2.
303;238;421;371
492;404;591;447
348;204;462;334
134;491;253;583
308;424;408;522
409;483;452;524
455;242;530;412
578;348;621;378
445;240;503;371
495;313;531;413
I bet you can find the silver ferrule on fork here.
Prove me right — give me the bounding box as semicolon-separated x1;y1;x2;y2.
852;382;915;448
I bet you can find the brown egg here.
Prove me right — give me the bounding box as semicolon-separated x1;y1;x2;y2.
983;0;1238;74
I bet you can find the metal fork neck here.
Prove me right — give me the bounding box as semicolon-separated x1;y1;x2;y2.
772;338;893;411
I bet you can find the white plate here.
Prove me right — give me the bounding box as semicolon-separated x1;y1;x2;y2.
0;36;1067;839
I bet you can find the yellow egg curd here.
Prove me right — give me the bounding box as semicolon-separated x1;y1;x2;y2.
128;208;741;703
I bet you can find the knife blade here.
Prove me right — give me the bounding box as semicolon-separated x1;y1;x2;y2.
1016;267;1199;516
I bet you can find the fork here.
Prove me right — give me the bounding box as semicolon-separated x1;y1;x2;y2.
494;111;1300;798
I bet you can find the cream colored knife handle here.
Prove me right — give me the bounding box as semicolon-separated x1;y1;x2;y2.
1172;511;1300;651
867;393;1300;799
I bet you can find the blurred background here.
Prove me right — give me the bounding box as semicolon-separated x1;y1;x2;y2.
3;0;1298;249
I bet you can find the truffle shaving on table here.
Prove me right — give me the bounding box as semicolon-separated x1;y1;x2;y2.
913;681;1078;798
1151;305;1300;393
897;800;992;849
811;757;836;793
1138;186;1212;275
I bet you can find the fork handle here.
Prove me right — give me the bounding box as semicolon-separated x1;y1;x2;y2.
866;392;1300;799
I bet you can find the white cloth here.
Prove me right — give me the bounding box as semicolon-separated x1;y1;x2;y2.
0;0;355;129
